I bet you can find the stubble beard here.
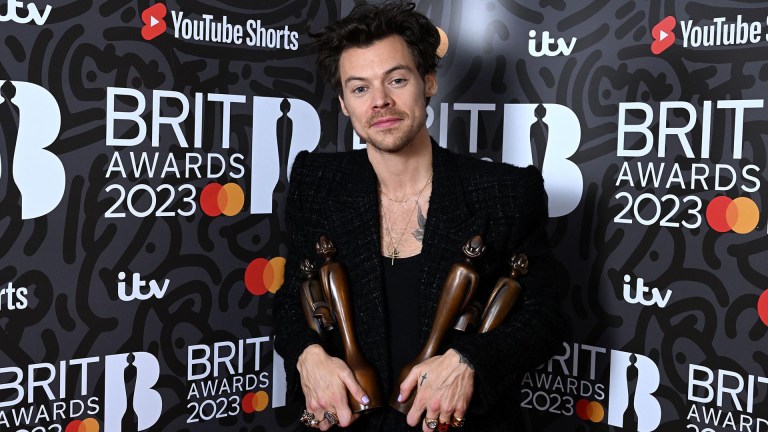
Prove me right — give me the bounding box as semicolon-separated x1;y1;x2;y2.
360;110;423;154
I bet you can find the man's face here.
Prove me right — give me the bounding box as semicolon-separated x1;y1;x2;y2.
337;35;436;154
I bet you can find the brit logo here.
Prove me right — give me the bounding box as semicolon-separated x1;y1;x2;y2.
104;352;163;431
0;80;65;219
607;351;662;431
503;103;582;217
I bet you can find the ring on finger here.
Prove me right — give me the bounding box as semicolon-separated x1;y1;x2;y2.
324;411;339;425
451;416;466;428
424;417;438;429
437;419;450;432
300;410;318;427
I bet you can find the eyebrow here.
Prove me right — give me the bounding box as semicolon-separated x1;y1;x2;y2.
343;64;411;87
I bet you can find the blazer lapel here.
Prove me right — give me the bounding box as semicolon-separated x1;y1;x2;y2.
326;151;389;371
416;144;485;344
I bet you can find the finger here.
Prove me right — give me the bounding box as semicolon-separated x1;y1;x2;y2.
398;367;421;405
422;411;439;432
452;402;468;429
334;370;363;426
299;409;324;429
437;416;451;432
322;411;341;430
317;413;332;432
305;400;328;429
450;413;467;429
312;409;327;430
338;369;370;408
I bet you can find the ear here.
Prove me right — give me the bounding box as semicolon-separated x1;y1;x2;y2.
338;94;350;116
424;73;438;98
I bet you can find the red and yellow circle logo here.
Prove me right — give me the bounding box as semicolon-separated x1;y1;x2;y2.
200;183;245;217
245;257;286;295
706;196;759;234
242;390;270;414
575;399;605;423
65;418;100;432
758;289;768;327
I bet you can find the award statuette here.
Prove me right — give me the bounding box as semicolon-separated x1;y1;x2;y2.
299;258;335;338
477;253;528;333
452;300;483;332
315;236;383;413
390;235;485;414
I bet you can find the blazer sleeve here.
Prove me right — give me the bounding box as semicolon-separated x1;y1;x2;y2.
272;150;323;403
447;165;570;414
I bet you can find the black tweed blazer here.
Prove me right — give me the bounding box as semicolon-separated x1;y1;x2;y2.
273;142;568;431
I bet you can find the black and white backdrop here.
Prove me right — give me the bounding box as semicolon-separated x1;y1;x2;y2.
1;1;767;431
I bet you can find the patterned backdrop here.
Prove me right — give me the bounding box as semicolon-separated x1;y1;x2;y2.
1;0;767;431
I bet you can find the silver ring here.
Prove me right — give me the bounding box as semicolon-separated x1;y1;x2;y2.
425;417;438;429
324;411;339;425
300;410;321;427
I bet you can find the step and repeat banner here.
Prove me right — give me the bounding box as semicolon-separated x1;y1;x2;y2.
1;0;766;431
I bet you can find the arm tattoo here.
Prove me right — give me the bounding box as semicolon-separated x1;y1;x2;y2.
453;349;475;370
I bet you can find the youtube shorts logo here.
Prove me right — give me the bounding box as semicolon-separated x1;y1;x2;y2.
141;3;167;41
651;16;676;54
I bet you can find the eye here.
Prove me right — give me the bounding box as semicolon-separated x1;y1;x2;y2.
351;86;367;94
391;78;407;86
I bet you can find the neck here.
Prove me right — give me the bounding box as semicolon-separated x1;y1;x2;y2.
368;132;433;198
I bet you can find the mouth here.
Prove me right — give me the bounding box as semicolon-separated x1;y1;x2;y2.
371;117;402;128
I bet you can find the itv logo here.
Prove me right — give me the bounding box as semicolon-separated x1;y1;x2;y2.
0;0;51;25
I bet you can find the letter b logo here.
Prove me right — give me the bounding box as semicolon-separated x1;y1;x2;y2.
0;80;65;219
502;103;582;217
104;352;162;431
607;350;662;431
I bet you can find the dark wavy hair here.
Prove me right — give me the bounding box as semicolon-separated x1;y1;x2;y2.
314;1;440;95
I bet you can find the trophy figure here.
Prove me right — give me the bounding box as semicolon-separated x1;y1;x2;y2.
477;254;528;332
390;235;485;414
453;300;483;332
299;258;335;338
316;236;383;413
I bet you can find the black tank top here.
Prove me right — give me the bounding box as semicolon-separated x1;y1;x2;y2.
382;254;423;384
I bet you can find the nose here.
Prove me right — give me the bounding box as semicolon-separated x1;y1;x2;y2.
371;85;393;110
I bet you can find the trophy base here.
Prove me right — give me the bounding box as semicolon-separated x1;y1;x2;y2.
388;394;413;414
350;399;381;414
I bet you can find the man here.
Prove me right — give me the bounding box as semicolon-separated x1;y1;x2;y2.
273;2;568;431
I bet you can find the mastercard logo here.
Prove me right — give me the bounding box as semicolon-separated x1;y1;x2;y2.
245;257;286;295
242;390;270;413
200;183;245;217
705;196;759;234
575;399;604;422
758;289;768;327
65;418;100;432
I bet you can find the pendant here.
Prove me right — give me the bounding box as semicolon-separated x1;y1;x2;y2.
390;247;399;265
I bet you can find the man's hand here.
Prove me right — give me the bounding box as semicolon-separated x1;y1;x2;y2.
297;344;369;430
400;349;474;431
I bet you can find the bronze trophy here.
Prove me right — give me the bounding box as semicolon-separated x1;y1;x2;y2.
300;236;383;413
299;258;335;337
453;253;528;333
477;253;528;332
389;235;486;414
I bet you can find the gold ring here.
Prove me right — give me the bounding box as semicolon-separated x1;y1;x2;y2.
424;417;438;429
451;416;466;428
